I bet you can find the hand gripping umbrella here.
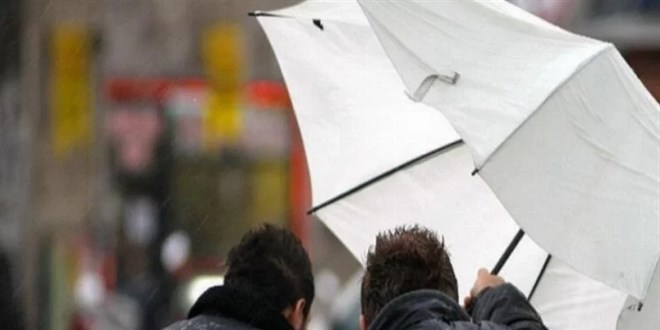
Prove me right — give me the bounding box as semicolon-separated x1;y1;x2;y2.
254;0;658;328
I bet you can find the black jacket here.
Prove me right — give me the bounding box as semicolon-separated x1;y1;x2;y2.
369;284;547;330
162;286;294;330
0;250;24;330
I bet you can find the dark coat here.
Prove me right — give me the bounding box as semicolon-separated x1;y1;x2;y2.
162;286;294;330
369;284;547;330
0;250;23;330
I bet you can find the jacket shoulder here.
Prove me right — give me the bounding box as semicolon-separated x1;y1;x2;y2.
415;318;514;330
162;315;258;330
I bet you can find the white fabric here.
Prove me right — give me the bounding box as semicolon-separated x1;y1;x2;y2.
316;145;548;298
533;260;659;330
258;9;458;207
618;263;660;329
358;0;606;167
359;0;660;301
530;258;627;330
480;47;660;301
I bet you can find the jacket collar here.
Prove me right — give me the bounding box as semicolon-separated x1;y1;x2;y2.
369;289;470;330
188;285;294;330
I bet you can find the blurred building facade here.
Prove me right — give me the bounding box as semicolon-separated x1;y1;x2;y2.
12;1;313;329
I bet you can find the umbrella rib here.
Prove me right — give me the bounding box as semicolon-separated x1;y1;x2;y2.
527;254;552;300
248;11;288;18
307;139;464;214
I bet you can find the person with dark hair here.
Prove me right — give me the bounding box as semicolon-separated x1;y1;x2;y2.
163;224;314;330
360;225;546;330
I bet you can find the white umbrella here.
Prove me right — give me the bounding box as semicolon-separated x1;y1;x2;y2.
358;0;660;305
254;0;547;300
253;1;654;329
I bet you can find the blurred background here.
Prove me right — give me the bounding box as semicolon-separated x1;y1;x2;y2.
0;0;658;329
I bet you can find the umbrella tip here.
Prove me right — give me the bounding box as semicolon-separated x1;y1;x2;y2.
313;19;324;30
248;11;271;17
471;168;479;176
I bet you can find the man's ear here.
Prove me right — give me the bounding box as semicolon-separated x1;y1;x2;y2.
359;314;367;330
284;299;307;330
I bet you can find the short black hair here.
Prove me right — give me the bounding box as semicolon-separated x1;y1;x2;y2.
225;224;315;316
361;225;457;324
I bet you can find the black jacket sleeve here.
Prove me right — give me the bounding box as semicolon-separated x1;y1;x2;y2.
469;283;547;330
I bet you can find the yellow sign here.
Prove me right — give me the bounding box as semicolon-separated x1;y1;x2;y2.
202;24;243;90
201;24;244;151
203;91;242;150
51;24;92;157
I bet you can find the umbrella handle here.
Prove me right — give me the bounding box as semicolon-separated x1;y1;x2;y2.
466;229;525;315
492;229;525;275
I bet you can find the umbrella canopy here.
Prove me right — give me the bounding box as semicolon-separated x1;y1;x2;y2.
358;0;660;305
256;0;547;299
254;1;653;328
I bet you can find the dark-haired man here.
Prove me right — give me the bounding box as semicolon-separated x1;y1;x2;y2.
163;224;314;330
360;225;546;330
